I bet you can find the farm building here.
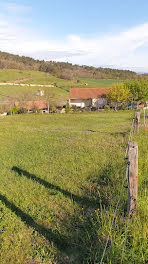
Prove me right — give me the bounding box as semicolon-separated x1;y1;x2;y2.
69;88;108;108
15;100;49;113
36;89;44;96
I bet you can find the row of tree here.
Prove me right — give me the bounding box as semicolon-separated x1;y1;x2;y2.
107;80;148;109
1;50;148;80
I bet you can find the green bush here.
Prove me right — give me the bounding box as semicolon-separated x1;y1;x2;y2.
104;105;110;111
72;105;77;112
121;105;126;110
18;108;27;114
91;107;97;111
51;106;56;113
37;109;41;113
65;105;71;113
12;106;18;114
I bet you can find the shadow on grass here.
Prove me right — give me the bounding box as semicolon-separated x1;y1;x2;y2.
9;163;127;262
85;160;128;211
0;194;68;251
12;164;127;212
12;166;98;209
110;131;127;137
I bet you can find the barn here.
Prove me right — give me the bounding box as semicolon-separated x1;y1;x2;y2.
69;88;108;108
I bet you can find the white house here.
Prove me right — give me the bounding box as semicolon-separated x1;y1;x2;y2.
69;88;108;108
36;89;44;96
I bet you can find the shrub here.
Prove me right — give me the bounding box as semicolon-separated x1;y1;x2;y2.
37;109;41;113
65;105;71;113
121;105;126;110
51;106;56;113
32;107;39;113
0;104;11;114
18;108;27;114
12;106;19;114
91;107;97;111
72;105;77;112
104;105;110;111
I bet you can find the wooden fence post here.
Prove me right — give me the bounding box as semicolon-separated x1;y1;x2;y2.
127;142;138;217
134;112;140;133
144;108;146;127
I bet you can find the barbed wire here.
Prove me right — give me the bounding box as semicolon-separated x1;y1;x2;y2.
99;117;135;264
120;111;143;263
100;165;129;264
120;160;132;263
120;213;131;263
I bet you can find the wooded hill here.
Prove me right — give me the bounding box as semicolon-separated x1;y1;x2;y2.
0;50;147;81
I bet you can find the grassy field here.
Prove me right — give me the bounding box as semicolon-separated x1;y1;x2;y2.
0;84;68;102
0;70;122;87
79;78;123;88
0;70;123;102
0;110;147;263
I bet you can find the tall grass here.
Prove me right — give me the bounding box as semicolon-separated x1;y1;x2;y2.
0;111;147;263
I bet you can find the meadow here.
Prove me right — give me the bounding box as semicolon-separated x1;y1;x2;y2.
79;78;123;88
0;70;123;102
0;110;147;263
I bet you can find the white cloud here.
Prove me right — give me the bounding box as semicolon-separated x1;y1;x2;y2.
2;2;31;13
0;21;9;26
0;19;148;72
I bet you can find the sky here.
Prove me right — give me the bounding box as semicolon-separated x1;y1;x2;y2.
1;0;148;72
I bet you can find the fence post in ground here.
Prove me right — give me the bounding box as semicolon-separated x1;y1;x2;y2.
134;112;140;133
127;142;138;217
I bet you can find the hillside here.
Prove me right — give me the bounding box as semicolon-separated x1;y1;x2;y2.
0;50;144;80
0;69;123;102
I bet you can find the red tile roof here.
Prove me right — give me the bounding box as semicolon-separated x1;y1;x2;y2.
69;88;108;99
15;100;47;110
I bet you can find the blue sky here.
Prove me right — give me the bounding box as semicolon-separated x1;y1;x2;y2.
1;0;148;71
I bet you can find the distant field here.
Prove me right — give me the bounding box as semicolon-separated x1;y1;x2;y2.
0;70;59;85
79;78;123;88
0;69;123;101
0;84;68;102
0;111;147;263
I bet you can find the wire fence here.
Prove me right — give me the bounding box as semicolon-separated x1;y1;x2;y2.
100;116;135;264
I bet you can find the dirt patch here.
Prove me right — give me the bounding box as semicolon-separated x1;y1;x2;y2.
13;78;31;83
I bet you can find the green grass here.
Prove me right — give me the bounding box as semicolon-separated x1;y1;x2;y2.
0;111;147;263
0;70;69;101
0;69;122;87
0;70;62;85
0;84;68;102
79;78;123;88
0;70;123;102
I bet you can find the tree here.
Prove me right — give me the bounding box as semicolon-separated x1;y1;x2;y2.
0;103;11;114
125;80;148;103
8;95;18;115
16;91;35;112
44;90;56;113
107;83;130;110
